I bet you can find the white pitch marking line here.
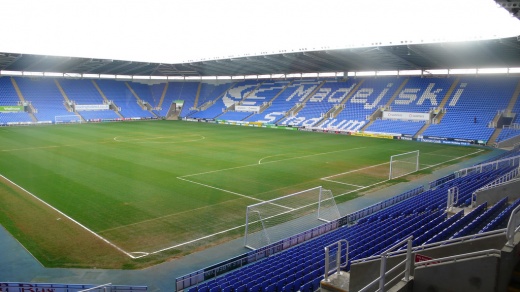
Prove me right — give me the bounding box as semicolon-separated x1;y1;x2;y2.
0;174;136;259
177;177;293;211
332;148;485;198
1;145;62;152
177;177;263;202
321;161;389;180
113;134;205;143
130;190;328;258
258;154;286;164
135;148;485;257
180;146;367;179
131;222;248;258
321;178;366;188
422;153;461;158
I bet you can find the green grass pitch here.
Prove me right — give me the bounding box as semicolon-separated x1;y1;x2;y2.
0;120;486;265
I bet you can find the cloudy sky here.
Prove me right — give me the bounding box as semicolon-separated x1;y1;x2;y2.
1;0;519;64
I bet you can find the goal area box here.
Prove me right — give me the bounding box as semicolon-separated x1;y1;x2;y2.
244;186;340;250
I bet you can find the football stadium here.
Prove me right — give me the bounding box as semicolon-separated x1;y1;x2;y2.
2;0;520;291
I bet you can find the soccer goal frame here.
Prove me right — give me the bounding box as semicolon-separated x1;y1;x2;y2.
389;150;420;180
244;186;340;250
55;115;83;124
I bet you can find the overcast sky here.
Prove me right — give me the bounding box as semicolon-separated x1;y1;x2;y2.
1;0;519;64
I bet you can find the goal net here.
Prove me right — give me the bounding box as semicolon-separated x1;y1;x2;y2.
389;150;419;179
55;115;83;124
244;186;340;250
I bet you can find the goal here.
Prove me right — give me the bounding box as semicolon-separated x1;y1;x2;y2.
55;115;83;124
244;186;340;250
389;150;419;179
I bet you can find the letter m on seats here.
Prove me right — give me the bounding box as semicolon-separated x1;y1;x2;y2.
286;85;317;102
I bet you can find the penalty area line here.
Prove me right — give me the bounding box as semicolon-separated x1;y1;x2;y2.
132;149;487;258
131;222;247;258
176;177;294;211
321;178;366;188
0;174;137;259
176;177;263;202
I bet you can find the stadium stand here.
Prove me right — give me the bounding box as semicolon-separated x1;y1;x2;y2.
275;79;356;127
247;80;321;124
365;119;425;136
189;82;238;119
317;77;401;131
0;77;24;105
0;77;33;125
95;79;154;119
157;82;199;118
4;75;520;139
177;148;520;292
424;76;519;142
14;77;71;122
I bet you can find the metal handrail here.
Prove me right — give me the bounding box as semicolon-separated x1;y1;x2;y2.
455;154;520;177
351;229;506;264
358;236;413;292
415;249;501;268
474;167;520;192
507;204;520;246
324;239;349;282
78;283;112;292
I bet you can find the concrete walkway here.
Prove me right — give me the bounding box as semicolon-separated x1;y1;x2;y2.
0;148;506;291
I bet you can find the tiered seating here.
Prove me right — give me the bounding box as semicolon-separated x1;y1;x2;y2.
497;85;520;142
14;78;70;122
96;80;152;119
496;127;520;143
423;203;489;244
184;157;515;292
318;78;401;131
479;198;520;233
424;77;518;141
148;83;166;116
60;79;104;104
80;110;120;121
188;81;235;119
217;111;252;121
0;77;33;125
157;82;199;117
390;77;453;113
59;79;120;120
242;81;290;106
451;197;510;239
0;77;21;105
277;80;356;127
0;112;33;125
247;81;321;124
365;119;425;135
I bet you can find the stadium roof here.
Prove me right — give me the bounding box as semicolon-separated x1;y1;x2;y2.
2;37;520;77
1;0;520;77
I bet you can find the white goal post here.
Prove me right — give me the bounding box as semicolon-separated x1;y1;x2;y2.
55;115;83;124
389;150;420;180
244;186;340;250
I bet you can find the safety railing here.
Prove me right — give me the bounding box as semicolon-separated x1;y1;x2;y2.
447;186;459;211
79;283;113;292
455;154;520;178
358;236;413;292
415;249;501;268
507;204;520;247
475;166;520;192
324;239;349;282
